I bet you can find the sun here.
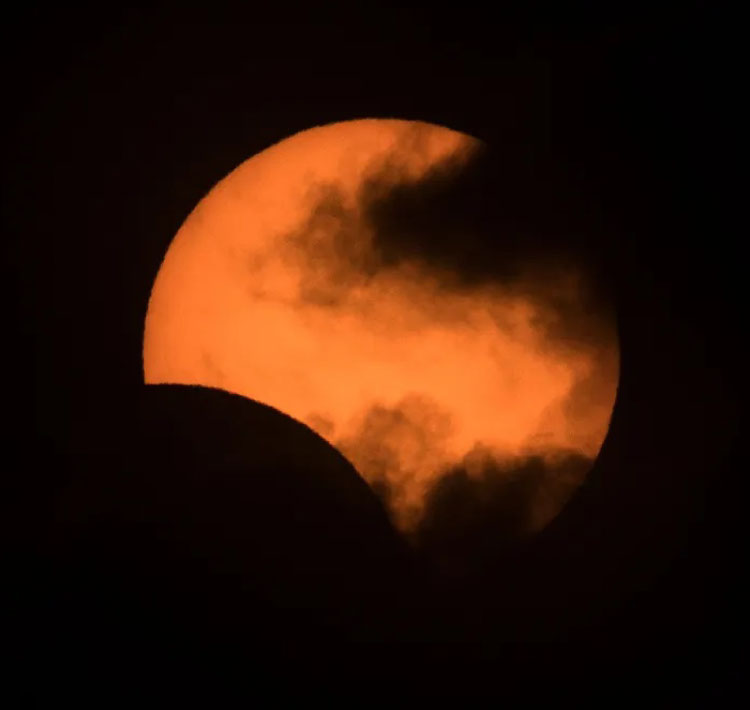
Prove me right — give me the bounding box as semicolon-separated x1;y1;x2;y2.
144;118;619;534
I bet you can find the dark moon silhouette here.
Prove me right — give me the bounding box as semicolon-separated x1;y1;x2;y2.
39;385;431;692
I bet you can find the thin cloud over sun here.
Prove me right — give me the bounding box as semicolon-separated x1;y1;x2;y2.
144;119;619;536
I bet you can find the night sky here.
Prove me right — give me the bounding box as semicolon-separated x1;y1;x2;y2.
5;1;742;704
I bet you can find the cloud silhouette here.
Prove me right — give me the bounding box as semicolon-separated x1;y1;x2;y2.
274;130;617;530
414;450;593;577
144;119;618;535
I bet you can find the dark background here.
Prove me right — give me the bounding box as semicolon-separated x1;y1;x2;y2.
4;1;742;704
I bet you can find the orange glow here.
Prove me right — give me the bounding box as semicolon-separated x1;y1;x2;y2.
143;119;618;533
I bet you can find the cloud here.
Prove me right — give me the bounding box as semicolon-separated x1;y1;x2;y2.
358;142;616;349
413;450;593;577
282;129;615;352
263;127;617;532
333;394;455;529
145;119;618;537
329;393;598;543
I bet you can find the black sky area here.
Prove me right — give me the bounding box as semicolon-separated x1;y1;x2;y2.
4;1;743;704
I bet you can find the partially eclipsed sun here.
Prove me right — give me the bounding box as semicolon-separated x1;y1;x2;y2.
143;119;619;534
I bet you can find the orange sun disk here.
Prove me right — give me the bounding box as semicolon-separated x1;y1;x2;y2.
143;119;619;533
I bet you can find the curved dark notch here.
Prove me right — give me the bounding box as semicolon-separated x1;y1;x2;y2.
43;384;429;671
